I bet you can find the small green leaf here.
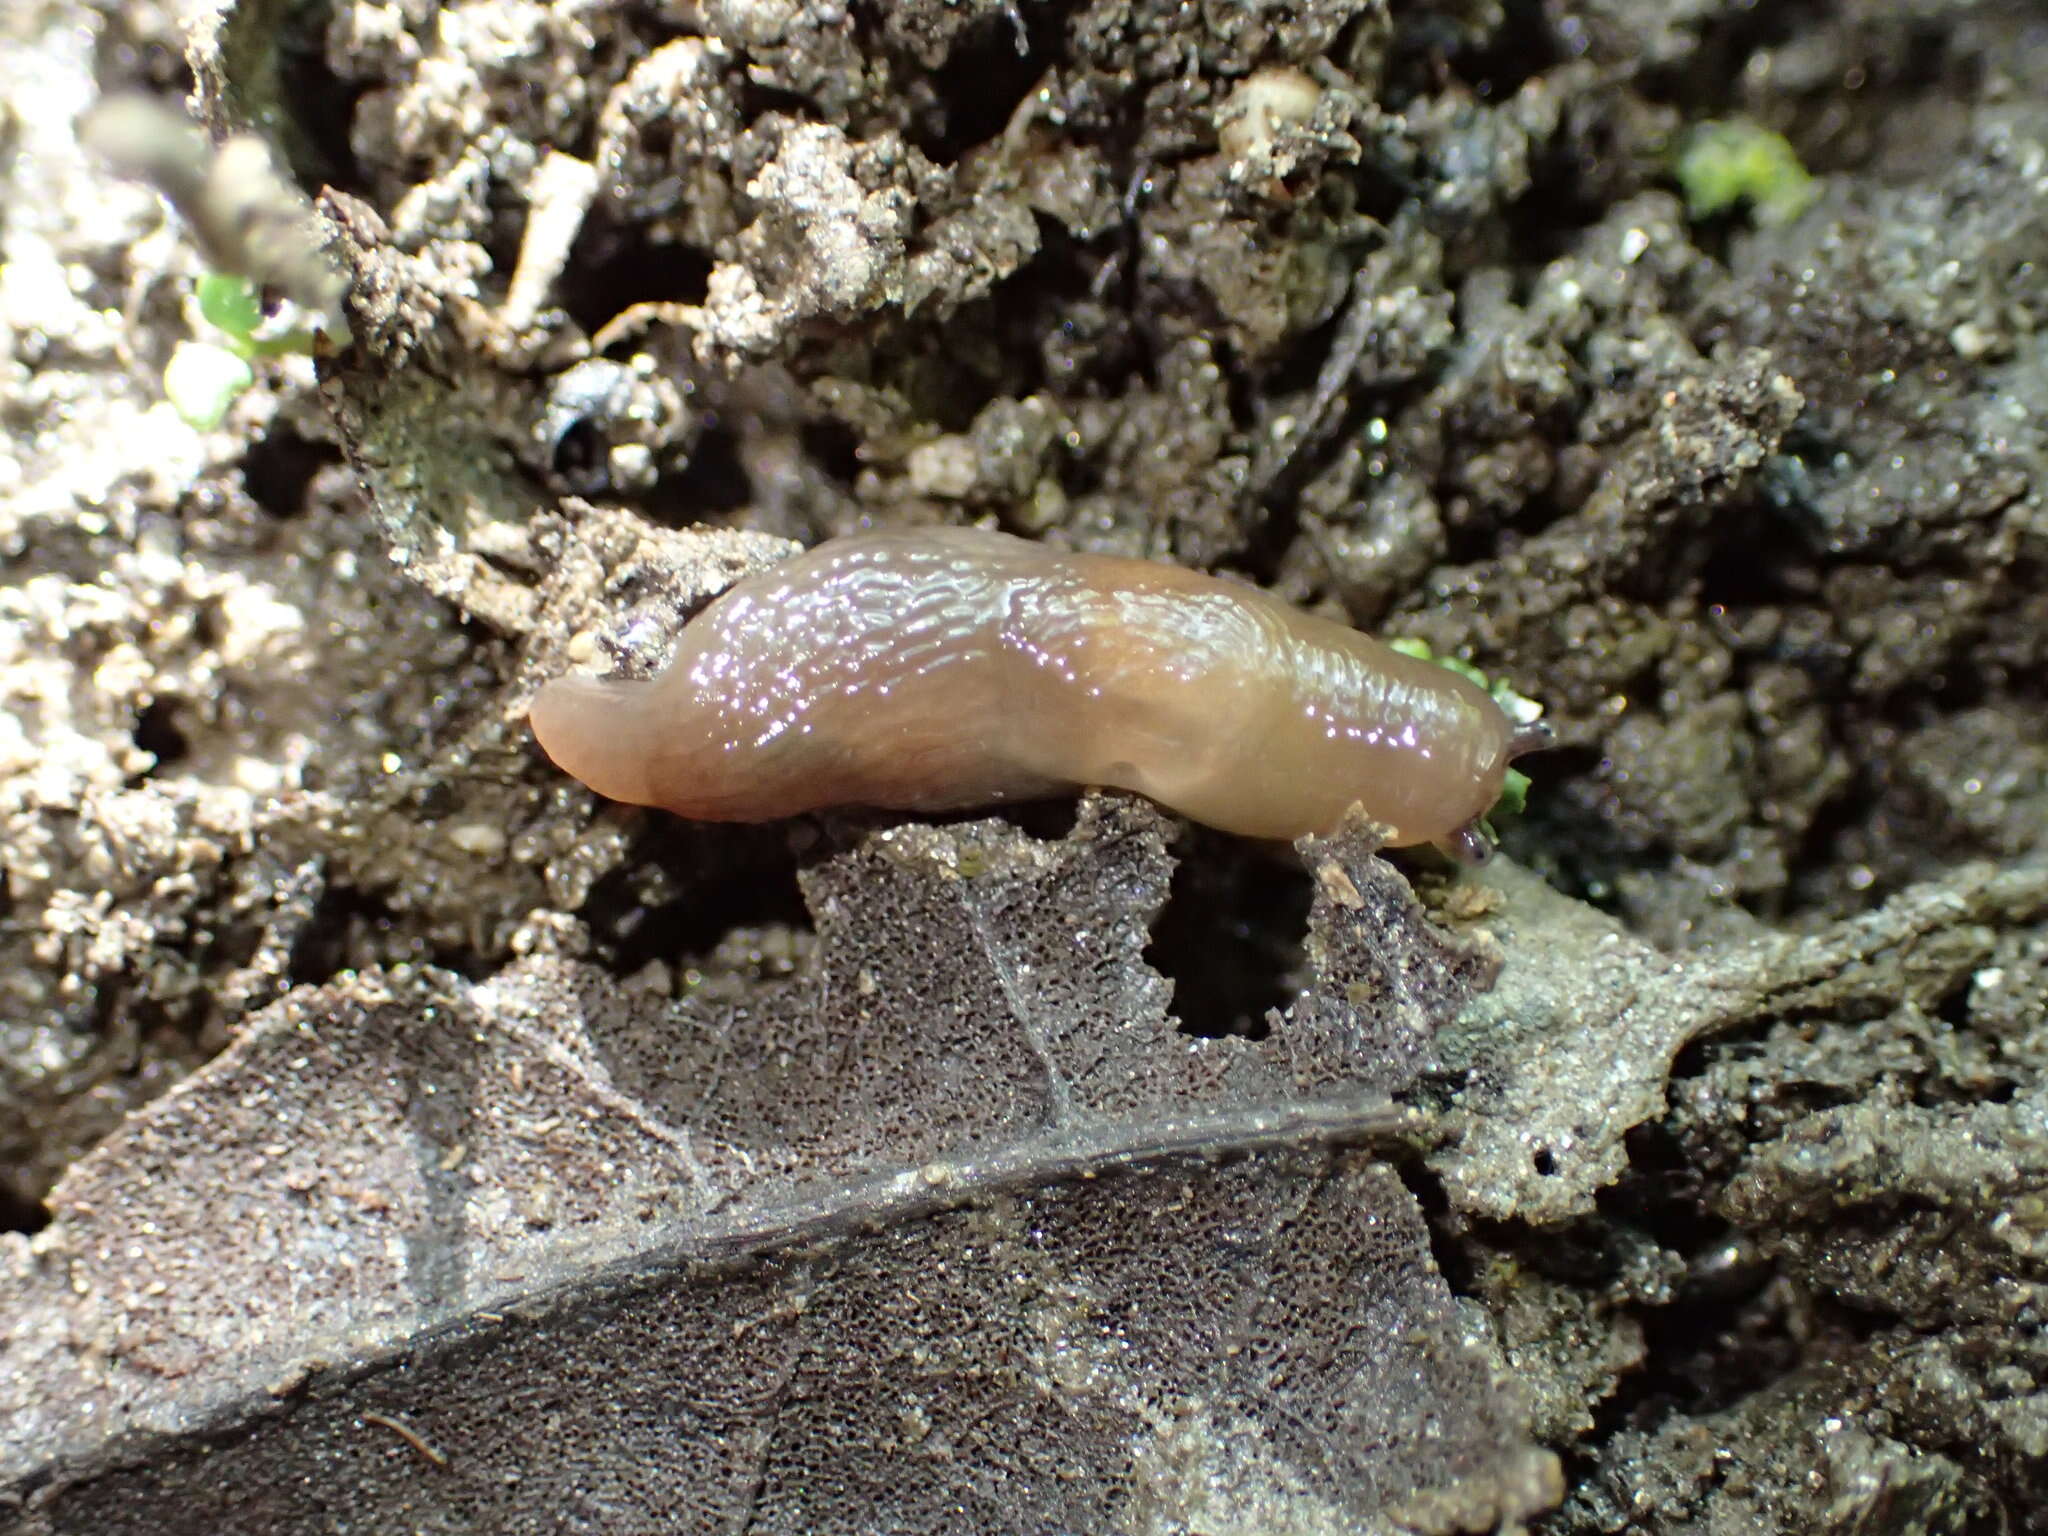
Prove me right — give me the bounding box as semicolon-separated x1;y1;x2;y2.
164;339;255;429
1388;636;1541;720
1674;120;1819;229
195;272;263;341
1497;767;1530;817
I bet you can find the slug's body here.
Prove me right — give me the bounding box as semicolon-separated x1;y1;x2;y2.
530;528;1544;860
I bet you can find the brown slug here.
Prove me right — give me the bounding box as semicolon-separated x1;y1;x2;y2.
529;527;1549;861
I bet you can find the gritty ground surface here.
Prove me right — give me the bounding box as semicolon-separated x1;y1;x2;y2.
3;0;2048;1530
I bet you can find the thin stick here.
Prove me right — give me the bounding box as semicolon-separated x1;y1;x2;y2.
360;1411;449;1468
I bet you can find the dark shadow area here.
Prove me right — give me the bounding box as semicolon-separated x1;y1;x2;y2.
870;294;1048;434
582;820;814;978
1494;123;1656;272
240;423;339;518
548;413;606;489
798;416;863;490
1437;0;1562;102
1145;830;1313;1040
563;216;711;337
269;3;371;196
1382;0;1560;108
132;697;191;775
284;881;492;984
643;420;752;524
1692;500;1828;614
994;796;1084;844
1643;3;1970;182
734;78;817;128
804;798;1086;857
1494;742;1633;904
0;1186;50;1236
903;3;1068;167
1780;771;1891;913
1577;1120;1800;1425
1635;1;1812;116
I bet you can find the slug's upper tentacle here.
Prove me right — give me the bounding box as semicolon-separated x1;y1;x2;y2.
1508;720;1556;760
529;527;1544;846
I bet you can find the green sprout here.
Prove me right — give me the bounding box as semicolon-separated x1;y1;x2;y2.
1387;637;1537;823
165;272;329;429
1674;119;1819;229
83;97;349;429
196;269;265;337
162;336;254;431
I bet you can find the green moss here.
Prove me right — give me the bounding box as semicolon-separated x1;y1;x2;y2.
1674;120;1819;229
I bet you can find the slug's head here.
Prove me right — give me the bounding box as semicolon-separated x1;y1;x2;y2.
1432;719;1555;867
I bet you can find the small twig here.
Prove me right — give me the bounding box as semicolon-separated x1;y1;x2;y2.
360;1410;449;1468
83;94;349;337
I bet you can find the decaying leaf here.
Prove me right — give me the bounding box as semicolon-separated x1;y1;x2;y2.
2;804;1556;1534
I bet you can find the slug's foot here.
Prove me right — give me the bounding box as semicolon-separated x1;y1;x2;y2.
1435;819;1494;866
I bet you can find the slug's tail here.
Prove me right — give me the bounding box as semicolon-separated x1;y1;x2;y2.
528;673;660;808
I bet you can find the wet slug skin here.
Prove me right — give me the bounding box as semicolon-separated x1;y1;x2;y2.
529;528;1549;862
